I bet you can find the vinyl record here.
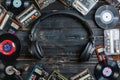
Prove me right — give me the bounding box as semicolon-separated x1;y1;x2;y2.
94;61;119;80
0;33;21;61
95;5;119;29
2;0;30;15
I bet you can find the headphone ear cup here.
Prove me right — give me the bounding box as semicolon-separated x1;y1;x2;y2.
36;41;44;58
80;42;94;61
29;42;43;59
29;42;37;57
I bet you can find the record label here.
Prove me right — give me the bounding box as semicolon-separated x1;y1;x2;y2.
102;67;112;77
0;33;21;61
0;40;16;56
13;0;22;8
95;5;119;29
100;10;113;24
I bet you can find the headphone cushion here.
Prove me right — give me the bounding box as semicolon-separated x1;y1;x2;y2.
29;43;37;57
35;41;44;58
29;42;43;59
80;42;93;61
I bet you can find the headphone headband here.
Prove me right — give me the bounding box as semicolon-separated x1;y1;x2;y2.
30;10;94;42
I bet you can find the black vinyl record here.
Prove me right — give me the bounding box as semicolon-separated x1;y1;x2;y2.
94;61;119;80
95;5;119;29
2;0;30;15
0;33;21;61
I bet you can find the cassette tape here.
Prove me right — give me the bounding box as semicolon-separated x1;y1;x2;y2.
16;4;41;27
0;12;13;30
8;19;21;34
72;0;98;15
0;5;7;24
48;71;68;80
104;29;120;55
106;0;120;7
27;65;49;80
0;11;21;34
70;69;95;80
35;0;56;10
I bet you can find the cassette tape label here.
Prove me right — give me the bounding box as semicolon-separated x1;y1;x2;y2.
16;4;41;27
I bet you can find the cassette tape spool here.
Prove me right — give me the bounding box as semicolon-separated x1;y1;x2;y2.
2;0;30;15
16;4;41;27
94;61;119;80
95;5;119;29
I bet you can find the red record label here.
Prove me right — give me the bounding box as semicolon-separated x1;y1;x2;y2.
0;40;16;56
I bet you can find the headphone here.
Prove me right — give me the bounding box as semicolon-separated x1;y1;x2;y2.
29;10;95;61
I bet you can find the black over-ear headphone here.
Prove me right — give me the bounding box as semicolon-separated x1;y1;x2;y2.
29;10;95;61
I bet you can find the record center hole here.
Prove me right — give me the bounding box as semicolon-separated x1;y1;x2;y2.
8;68;14;72
16;2;19;4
